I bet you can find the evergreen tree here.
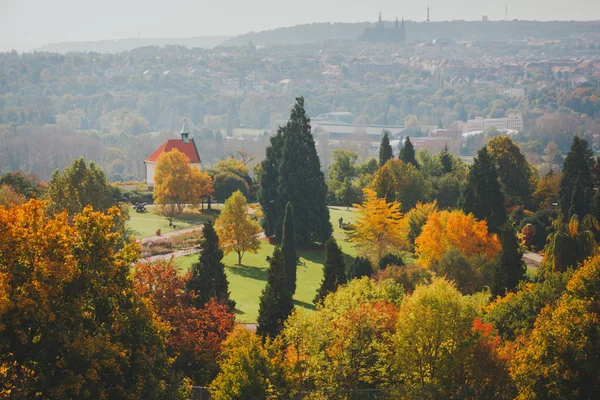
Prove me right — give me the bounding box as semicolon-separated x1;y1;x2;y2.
439;144;454;174
281;202;297;295
276;97;332;244
460;146;507;233
559;136;594;219
400;136;419;169
378;253;404;270
347;257;373;280
187;219;235;310
257;247;294;338
314;238;347;303
379;130;394;167
492;222;526;296
258;130;284;237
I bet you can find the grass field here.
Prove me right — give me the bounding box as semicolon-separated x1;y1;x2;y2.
128;205;219;238
175;207;360;323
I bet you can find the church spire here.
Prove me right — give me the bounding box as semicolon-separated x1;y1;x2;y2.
181;118;190;143
379;11;382;23
395;17;399;28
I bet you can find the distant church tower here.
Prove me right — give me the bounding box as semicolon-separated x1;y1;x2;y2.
427;5;430;23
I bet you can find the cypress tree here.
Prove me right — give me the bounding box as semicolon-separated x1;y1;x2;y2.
281;202;297;295
257;247;294;339
559;136;594;219
187;219;235;310
314;238;347;303
277;97;332;245
400;136;419;169
347;257;373;280
258;130;284;237
379;130;394;167
492;221;526;296
460;146;507;234
439;144;454;174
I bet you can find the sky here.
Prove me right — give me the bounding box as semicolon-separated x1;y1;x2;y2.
1;0;600;52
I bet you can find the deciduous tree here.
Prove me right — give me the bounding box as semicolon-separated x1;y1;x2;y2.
371;159;428;212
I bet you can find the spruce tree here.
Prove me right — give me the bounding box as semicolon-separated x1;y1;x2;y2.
257;247;294;339
314;238;347;303
400;136;419;169
281;202;297;295
559;136;594;219
439;144;454;174
460;146;507;234
187;219;235;310
379;130;394;167
492;221;525;296
258;130;284;237
276;97;332;244
347;257;373;280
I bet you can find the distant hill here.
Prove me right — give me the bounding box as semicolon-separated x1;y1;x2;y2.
221;20;600;47
38;36;231;53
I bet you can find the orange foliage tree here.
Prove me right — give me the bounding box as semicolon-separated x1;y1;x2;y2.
0;200;173;398
347;188;406;266
154;149;213;224
133;260;235;385
415;209;500;268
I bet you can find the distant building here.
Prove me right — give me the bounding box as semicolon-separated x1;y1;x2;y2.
501;88;526;98
358;13;406;45
144;120;201;187
462;113;523;133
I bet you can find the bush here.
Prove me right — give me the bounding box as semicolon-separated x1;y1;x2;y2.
347;257;373;280
378;253;404;270
429;249;490;294
372;264;432;293
213;172;249;203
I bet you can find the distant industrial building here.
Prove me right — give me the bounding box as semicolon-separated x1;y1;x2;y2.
311;112;404;140
358;13;406;45
462;113;523;133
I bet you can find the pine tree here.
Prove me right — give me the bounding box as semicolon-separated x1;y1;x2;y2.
559;136;594;219
276;97;332;244
257;247;294;339
187;219;235;310
314;238;347;303
460;146;507;234
281;202;297;295
347;257;373;280
379;130;394;166
439;144;454;174
400;136;419;169
492;221;525;296
258;130;284;237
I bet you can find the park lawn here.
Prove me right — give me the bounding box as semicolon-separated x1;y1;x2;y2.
175;207;358;323
127;205;219;239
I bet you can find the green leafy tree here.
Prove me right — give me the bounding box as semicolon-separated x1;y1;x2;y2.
460;146;507;233
276;97;332;244
399;136;419;169
491;221;526;296
327;150;361;207
347;256;373;280
258;130;284;237
0;171;42;198
315;238;347;303
558;136;594;219
379;130;394;166
187;219;235;310
281;202;297;295
371;159;429;212
213;172;249;203
257;247;294;339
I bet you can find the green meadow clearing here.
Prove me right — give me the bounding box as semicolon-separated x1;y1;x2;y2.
127;204;218;238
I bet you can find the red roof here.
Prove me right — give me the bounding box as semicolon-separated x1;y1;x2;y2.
145;139;201;163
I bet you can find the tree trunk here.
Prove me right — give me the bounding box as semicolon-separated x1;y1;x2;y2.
207;196;212;210
238;252;242;266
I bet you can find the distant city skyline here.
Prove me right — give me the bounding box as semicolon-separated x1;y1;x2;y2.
1;0;600;52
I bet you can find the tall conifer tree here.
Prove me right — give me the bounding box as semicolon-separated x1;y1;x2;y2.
439;144;454;174
559;136;594;219
187;219;235;310
379;130;394;167
492;221;526;296
460;146;507;233
281;202;297;295
400;136;419;169
257;247;294;338
276;97;332;244
258;130;284;237
314;238;347;303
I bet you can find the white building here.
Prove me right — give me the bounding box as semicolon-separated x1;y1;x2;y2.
462;113;523;134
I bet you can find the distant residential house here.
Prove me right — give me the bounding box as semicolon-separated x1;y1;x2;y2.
144;120;201;187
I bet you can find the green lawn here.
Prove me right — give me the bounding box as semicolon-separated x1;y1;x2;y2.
128;205;219;239
175;207;359;323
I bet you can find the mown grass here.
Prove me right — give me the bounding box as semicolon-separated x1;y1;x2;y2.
127;205;219;238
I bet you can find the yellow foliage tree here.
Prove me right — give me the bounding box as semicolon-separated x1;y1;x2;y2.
153;149;213;225
415;209;501;268
215;190;262;265
347;188;406;266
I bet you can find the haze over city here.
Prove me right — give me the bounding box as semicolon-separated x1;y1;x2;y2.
1;0;600;51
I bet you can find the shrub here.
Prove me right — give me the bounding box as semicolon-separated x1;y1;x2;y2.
378;253;404;270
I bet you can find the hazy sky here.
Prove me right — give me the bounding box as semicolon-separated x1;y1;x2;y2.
1;0;599;51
